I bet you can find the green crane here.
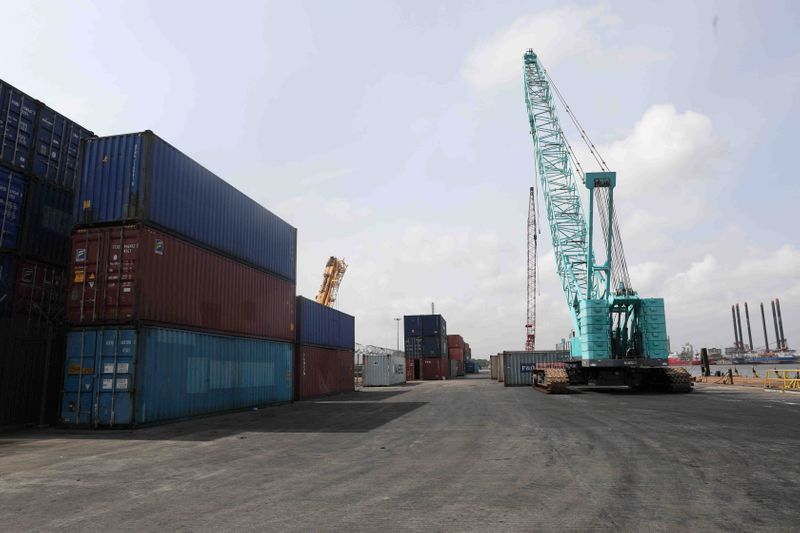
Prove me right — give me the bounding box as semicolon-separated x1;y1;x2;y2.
523;50;691;392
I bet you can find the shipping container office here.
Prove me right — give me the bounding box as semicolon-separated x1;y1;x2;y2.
295;296;355;350
0;79;92;189
61;326;293;427
67;224;296;341
294;346;354;400
76;131;297;282
363;353;406;386
502;351;571;386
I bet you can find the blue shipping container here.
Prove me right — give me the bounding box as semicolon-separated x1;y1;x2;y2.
0;79;92;189
404;314;446;337
405;335;447;358
61;326;294;427
0;81;36;170
296;296;355;350
76;132;297;281
0;165;27;249
32;105;93;190
19;180;73;265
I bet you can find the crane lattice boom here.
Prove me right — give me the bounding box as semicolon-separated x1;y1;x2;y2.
315;256;348;307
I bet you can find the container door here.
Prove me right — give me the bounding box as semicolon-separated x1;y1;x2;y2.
95;328;136;426
61;329;99;426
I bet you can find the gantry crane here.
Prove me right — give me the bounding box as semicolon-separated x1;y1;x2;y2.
315;256;348;308
523;50;691;392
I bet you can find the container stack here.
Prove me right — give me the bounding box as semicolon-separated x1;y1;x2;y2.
447;334;466;377
294;296;355;399
404;314;447;380
0;80;93;427
61;131;297;427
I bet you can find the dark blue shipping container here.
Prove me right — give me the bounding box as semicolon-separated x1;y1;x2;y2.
61;326;294;427
404;314;446;337
0;81;36;170
0;165;27;249
76;132;297;281
19;180;73;265
296;296;355;350
32;105;92;190
1;79;92;189
405;335;448;358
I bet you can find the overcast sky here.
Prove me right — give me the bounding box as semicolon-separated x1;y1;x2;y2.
5;0;798;356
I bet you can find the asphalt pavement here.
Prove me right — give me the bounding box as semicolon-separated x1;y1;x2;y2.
1;372;799;532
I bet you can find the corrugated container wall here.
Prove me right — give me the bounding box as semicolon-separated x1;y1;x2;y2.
421;357;449;380
0;166;26;249
449;360;458;378
61;326;293;427
502;351;571;386
490;355;498;380
294;345;354;400
363;353;406;386
404;314;446;337
405;357;416;381
19;180;73;265
67;225;296;341
75;132;297;281
295;296;355;350
1;80;92;189
498;354;505;382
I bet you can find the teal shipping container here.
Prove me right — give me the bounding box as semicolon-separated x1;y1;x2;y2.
61;326;293;427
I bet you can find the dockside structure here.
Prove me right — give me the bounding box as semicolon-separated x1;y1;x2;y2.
61;131;298;427
1;79;93;427
294;296;355;400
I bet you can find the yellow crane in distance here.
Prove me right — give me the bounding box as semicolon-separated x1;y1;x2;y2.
315;256;348;307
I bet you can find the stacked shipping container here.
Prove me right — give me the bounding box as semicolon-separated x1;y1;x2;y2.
294;296;355;399
0;79;92;426
404;314;448;381
61;131;297;427
447;334;466;377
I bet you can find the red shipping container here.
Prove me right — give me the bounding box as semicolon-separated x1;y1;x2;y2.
405;357;416;381
295;345;354;400
67;224;296;341
447;334;465;349
449;347;464;361
422;357;449;380
12;258;67;325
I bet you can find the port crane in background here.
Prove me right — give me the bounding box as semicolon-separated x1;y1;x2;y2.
315;256;348;308
522;49;691;392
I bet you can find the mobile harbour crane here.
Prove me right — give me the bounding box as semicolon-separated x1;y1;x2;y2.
522;50;691;393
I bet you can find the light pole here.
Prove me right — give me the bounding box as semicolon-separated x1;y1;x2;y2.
394;318;401;352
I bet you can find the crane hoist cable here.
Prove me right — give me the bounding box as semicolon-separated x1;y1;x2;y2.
542;68;633;293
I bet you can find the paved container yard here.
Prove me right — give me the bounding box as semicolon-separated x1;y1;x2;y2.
2;372;799;532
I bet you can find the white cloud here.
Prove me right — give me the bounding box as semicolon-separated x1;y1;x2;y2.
461;4;667;91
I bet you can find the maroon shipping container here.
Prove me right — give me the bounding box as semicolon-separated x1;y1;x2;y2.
13;258;67;328
67;224;296;341
295;345;354;400
447;334;465;349
449;347;464;361
405;357;416;381
422;357;449;380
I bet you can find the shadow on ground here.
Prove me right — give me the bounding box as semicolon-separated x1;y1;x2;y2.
0;397;428;444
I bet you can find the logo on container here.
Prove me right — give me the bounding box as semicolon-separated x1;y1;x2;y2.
75;249;87;263
154;239;164;255
520;363;535;373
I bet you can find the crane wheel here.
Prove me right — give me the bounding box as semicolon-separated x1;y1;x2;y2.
664;367;693;393
533;368;569;394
